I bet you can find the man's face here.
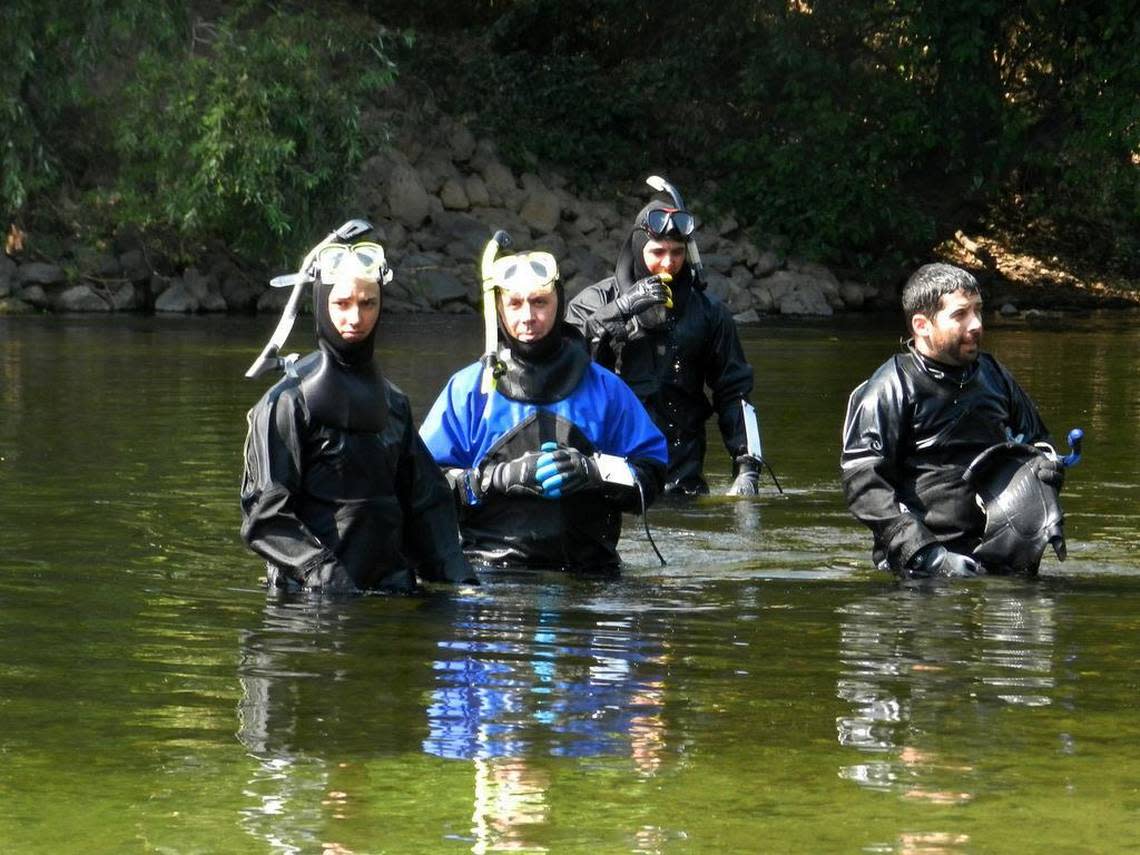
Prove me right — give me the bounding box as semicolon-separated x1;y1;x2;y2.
499;287;558;342
642;237;687;277
327;276;381;342
912;289;983;366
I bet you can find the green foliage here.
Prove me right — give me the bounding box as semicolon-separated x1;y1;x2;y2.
110;2;399;261
0;0;182;220
3;0;1135;277
409;0;1138;275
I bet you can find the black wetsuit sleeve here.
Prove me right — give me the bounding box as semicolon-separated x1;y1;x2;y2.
705;303;755;459
840;363;937;571
397;412;474;583
565;280;624;368
239;392;353;588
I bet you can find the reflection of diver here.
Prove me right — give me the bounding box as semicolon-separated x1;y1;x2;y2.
424;599;668;763
237;598;441;850
423;594;670;851
835;583;1060;800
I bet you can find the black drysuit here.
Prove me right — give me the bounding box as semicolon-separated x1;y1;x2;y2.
841;342;1052;573
240;277;471;592
566;203;755;494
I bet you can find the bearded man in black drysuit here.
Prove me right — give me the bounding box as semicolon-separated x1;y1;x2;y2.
566;193;760;496
241;247;475;593
841;263;1067;578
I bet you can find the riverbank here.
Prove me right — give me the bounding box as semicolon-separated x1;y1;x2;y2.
3;96;1136;321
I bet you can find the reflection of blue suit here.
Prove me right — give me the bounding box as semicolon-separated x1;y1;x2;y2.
423;609;665;761
420;359;667;570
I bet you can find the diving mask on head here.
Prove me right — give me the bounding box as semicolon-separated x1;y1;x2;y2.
316;242;394;287
490;251;558;298
641;207;696;241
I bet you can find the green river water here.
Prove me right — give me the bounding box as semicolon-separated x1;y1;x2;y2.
1;311;1139;854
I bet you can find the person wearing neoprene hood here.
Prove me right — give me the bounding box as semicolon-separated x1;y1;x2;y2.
566;179;762;496
841;263;1066;579
419;238;667;571
240;241;475;592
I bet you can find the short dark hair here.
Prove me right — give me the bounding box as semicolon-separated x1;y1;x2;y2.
901;263;980;322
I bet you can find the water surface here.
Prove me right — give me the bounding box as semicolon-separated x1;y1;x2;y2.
2;311;1139;853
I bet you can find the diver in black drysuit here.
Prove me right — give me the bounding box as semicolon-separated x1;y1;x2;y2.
240;268;474;593
841;340;1058;575
566;200;756;495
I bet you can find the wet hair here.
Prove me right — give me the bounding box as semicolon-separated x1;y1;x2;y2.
901;263;980;322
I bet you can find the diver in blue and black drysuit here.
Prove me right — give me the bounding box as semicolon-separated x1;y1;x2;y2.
419;244;667;571
241;244;475;592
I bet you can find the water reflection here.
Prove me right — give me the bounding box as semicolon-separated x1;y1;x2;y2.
236;596;440;853
835;581;1059;807
425;590;670;851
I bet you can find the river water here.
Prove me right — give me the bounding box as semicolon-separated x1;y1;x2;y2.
2;311;1139;853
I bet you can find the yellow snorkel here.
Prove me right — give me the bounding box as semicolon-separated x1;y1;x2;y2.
479;230;513;394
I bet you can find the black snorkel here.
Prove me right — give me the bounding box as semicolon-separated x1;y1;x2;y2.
245;218;373;379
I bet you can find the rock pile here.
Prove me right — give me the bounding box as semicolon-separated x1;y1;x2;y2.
0;112;891;320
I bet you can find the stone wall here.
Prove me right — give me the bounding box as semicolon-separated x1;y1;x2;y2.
0;108;893;321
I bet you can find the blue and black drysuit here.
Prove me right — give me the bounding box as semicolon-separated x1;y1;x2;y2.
419;326;667;571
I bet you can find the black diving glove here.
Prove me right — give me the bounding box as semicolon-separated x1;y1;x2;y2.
1032;454;1065;489
613;275;673;322
535;444;603;498
482;451;546;498
907;544;982;579
725;455;762;496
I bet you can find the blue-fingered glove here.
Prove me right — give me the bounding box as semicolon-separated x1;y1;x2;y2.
907;544;982;579
535;442;603;499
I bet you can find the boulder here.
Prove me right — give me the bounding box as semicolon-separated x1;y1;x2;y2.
519;189;561;234
564;246;611;285
431;211;492;260
388;161;432;227
439;177;470;211
155;281;198;313
464;175;491;208
839;281;866;310
18;285;49;309
715;215;740;236
111;283;142;311
701;252;736;274
57;284;111;312
481;161;518;206
416;148;459;194
17;262;66;287
753;269;835;316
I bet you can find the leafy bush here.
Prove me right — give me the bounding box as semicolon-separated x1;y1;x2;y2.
110;3;401;262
